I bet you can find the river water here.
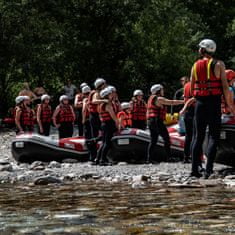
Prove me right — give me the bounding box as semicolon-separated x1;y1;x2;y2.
0;182;235;234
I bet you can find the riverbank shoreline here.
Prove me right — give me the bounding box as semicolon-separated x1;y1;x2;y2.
1;129;235;188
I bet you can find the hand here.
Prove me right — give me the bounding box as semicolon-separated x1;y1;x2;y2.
179;109;185;116
18;130;24;135
40;127;44;133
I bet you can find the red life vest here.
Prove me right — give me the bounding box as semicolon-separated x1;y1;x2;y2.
99;103;112;122
39;104;52;123
131;99;147;121
20;107;34;126
147;95;167;120
184;82;192;103
193;58;222;97
117;111;132;128
57;105;75;123
88;90;98;113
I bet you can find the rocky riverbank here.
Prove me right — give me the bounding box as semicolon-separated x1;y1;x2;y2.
1;129;235;188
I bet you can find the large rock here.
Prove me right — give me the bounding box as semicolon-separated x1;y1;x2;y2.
48;161;61;168
30;161;45;170
34;176;62;185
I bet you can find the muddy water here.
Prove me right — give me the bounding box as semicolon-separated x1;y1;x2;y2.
0;182;235;234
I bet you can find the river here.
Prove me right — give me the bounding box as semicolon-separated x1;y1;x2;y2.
0;182;235;234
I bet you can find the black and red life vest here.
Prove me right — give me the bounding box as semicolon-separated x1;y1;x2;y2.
98;103;112;122
192;58;222;97
57;104;75;123
88;90;98;113
38;104;52;123
117;111;132;128
20;107;34;127
147;95;167;120
131;99;147;121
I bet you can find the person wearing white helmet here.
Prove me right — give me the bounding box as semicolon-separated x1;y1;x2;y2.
81;86;97;162
130;89;147;130
15;96;35;134
87;78;107;140
146;84;184;164
53;95;75;139
36;94;52;136
95;87;119;165
108;85;121;114
117;102;132;129
190;39;234;179
74;84;90;137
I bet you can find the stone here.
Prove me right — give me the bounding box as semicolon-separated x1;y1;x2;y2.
30;161;45;170
48;161;61;168
223;179;235;187
62;158;78;164
0;164;13;172
224;175;235;180
118;162;128;166
63;173;76;181
132;175;149;183
199;179;222;187
0;160;10;165
79;173;94;180
34;176;62;185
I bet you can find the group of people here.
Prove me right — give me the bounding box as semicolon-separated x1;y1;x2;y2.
13;38;235;178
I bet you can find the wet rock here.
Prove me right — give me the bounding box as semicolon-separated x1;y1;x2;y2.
62;158;78;163
79;173;94;180
158;173;171;181
223;179;235;187
224;175;235;180
168;183;204;188
199;179;222;187
63;173;76;181
48;161;61;168
34;176;62;185
0;164;13;172
132;175;149;183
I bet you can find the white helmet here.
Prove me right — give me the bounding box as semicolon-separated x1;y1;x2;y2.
41;94;50;102
80;82;88;89
82;85;91;94
108;85;116;92
150;84;163;94
133;89;143;96
15;96;25;104
199;39;216;53
59;95;69;102
100;87;112;98
121;102;130;110
94;78;106;89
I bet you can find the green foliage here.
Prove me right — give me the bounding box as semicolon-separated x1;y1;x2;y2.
0;0;235;115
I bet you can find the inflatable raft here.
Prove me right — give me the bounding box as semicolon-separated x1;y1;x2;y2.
11;115;235;166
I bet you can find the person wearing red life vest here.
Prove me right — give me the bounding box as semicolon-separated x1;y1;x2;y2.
36;94;52;136
15;96;35;134
81;85;97;162
108;85;121;114
130;89;147;130
74;82;87;136
88;78;107;139
96;87;119;165
190;39;235;179
146;84;184;163
53;95;75;139
222;70;235;114
117;102;132;129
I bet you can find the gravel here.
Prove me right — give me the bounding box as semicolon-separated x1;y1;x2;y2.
0;129;235;187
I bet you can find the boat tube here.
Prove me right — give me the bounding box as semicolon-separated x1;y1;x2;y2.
11;114;235;166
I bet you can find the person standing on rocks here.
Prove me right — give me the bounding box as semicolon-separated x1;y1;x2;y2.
130;89;147;130
96;87;119;165
36;94;52;136
63;79;77;104
52;95;75;139
15;96;35;134
190;39;235;179
87;78;107;139
146;84;184;163
74;83;88;136
82;85;97;162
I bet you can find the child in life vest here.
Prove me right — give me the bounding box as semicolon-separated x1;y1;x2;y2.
15;96;35;134
117;102;132;129
53;95;75;139
36;94;52;136
130;89;147;130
